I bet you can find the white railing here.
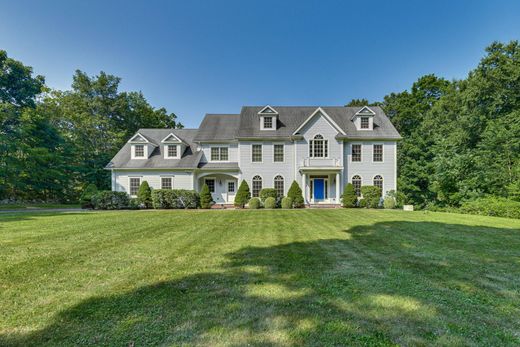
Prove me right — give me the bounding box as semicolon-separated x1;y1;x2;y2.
301;158;342;167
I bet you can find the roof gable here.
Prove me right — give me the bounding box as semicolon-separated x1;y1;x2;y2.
258;105;278;115
161;132;184;143
128;132;151;143
292;107;346;136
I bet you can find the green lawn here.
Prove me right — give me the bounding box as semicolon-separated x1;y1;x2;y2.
0;209;519;346
0;203;80;210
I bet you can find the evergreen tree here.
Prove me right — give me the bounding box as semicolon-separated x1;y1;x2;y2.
137;181;152;208
287;181;304;208
234;180;251;207
341;183;357;208
199;183;213;209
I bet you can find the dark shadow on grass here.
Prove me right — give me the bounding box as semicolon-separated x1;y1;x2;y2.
1;221;519;346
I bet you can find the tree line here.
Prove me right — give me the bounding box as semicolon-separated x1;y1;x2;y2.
0;51;182;202
1;41;519;207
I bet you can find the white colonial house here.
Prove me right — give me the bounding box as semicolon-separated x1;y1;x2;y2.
106;105;401;206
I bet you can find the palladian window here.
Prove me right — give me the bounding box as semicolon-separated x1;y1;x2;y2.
309;134;328;158
252;175;262;197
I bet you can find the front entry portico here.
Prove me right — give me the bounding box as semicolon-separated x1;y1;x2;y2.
300;168;342;205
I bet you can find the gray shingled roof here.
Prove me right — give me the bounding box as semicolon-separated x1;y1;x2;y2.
106;128;202;169
236;106;401;139
194;114;240;142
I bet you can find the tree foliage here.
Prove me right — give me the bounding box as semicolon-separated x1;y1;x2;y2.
341;183;357;208
287;181;304;208
234;180;251;207
199;184;213;209
137;181;152;208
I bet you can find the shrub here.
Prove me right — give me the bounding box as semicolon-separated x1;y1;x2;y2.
358;198;367;208
281;197;293;209
259;188;277;203
383;196;396;209
137;181;152;208
387;190;405;208
459;197;520;219
248;197;261;209
151;189;175;209
151;189;199;209
234;180;251;208
199;184;213;209
128;198;140;210
79;184;98;209
92;191;129;210
361;185;381;208
287;180;304;208
264;197;276;209
341;183;357;208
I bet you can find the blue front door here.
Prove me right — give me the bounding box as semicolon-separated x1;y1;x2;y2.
313;179;325;200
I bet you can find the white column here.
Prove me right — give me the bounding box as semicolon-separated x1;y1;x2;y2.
336;172;340;204
301;172;306;204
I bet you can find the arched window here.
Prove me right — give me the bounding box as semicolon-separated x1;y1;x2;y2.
252;175;262;197
373;175;383;194
274;175;284;197
352;175;362;197
309;134;328;158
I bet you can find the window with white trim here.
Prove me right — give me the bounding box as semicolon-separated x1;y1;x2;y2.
263;116;273;129
360;117;370;129
129;177;141;195
252;144;262;162
134;145;144;158
273;144;284;162
373;144;383;162
228;181;235;193
352;175;362;197
373;175;383;193
167;145;178;158
352;144;361;162
252;175;262;197
211;147;228;161
274;175;284;197
309;134;328;158
161;177;173;189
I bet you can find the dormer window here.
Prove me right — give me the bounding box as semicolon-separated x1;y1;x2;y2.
259;105;278;130
134;145;145;158
263;116;273;129
360;117;370;129
165;144;180;159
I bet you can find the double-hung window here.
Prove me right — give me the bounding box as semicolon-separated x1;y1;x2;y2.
210;147;228;161
352;144;362;162
134;145;145;158
273;144;284;162
167;145;178;158
263;116;273;129
373;144;383;162
129;177;141;196
161;177;173;189
252;144;262;162
360;117;370;129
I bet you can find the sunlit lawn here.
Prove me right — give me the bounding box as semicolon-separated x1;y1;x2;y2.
0;209;519;346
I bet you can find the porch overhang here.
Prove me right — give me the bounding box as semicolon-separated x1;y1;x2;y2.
299;166;342;172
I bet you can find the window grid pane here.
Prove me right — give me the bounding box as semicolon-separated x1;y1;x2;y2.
168;145;177;158
352;176;361;197
211;147;220;161
274;176;284;197
373;144;383;162
205;179;215;193
228;181;235;193
274;144;284;162
263;116;273;129
220;147;228;161
373;175;383;193
130;178;140;195
352;144;361;162
252;176;262;197
252;145;262;162
161;177;173;190
134;145;144;157
361;117;369;129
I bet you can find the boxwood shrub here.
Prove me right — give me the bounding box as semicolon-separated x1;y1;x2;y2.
260;188;277;203
264;197;276;209
92;191;130;210
281;197;293;209
248;197;261;209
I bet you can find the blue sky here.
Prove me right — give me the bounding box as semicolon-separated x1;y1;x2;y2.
1;0;519;128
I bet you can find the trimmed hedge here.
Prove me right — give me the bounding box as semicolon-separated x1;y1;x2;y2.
341;183;357;208
360;186;381;208
264;197;276;209
151;189;199;209
248;197;261;209
358;198;367;208
92;191;130;210
459;197;520;219
281;197;293;209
